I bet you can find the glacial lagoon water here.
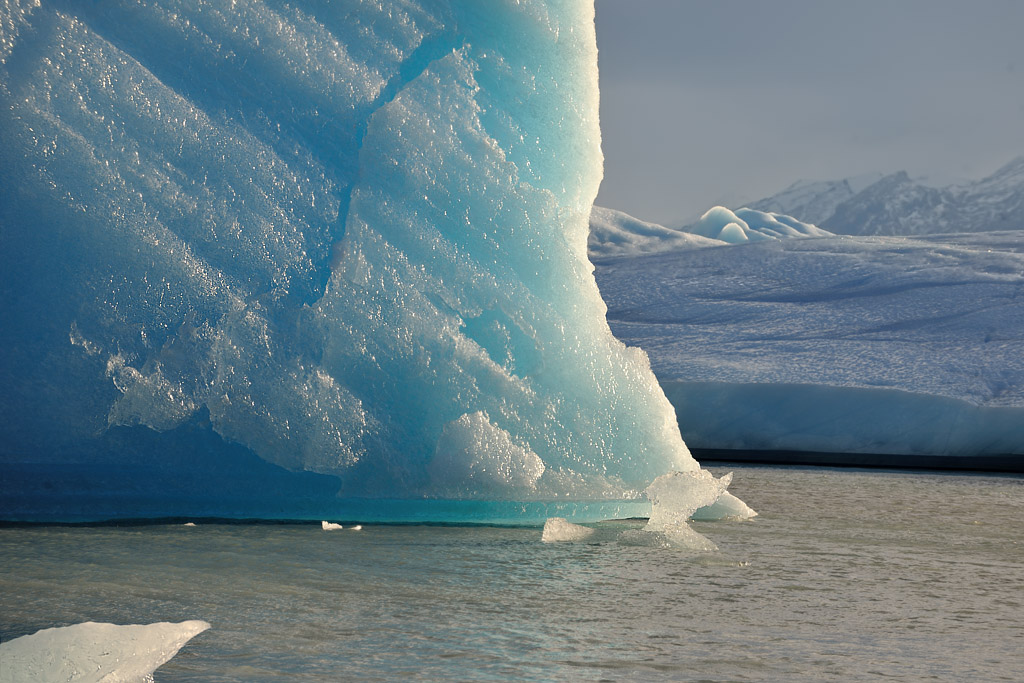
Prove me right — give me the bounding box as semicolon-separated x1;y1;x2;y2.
2;465;1021;682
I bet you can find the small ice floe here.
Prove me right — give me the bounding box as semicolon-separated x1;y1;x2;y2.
0;620;209;683
691;490;758;521
621;470;746;551
321;521;343;530
350;525;362;531
541;517;595;542
183;522;196;527
647;470;733;528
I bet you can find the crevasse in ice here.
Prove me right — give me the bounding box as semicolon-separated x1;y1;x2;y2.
0;0;734;520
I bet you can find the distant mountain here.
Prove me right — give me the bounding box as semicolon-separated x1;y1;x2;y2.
749;173;883;226
750;157;1024;236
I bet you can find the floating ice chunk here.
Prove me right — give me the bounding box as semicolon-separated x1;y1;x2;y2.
350;525;362;531
624;470;751;551
183;522;196;527
692;491;758;521
0;620;209;683
321;521;343;530
646;470;733;528
541;517;596;542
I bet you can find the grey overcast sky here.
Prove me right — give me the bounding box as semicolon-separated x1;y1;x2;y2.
593;0;1024;225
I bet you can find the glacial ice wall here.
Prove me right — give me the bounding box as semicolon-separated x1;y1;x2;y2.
0;0;699;518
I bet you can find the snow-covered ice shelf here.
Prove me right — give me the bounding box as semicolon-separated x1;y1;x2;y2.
594;228;1024;462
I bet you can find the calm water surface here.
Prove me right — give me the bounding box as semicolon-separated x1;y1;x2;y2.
2;466;1022;681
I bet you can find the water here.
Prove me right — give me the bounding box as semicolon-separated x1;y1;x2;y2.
2;466;1021;681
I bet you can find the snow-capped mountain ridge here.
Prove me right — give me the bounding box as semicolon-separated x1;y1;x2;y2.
750;156;1024;236
752;173;884;227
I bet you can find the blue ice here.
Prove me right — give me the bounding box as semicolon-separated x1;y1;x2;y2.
0;0;745;522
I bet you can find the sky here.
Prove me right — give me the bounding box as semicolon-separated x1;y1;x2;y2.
593;0;1024;226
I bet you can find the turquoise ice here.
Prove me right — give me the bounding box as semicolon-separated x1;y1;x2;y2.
0;0;736;520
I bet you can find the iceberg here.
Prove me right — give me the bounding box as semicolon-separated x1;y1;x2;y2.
0;620;209;683
0;1;742;521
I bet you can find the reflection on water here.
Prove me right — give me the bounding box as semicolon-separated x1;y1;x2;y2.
2;466;1021;681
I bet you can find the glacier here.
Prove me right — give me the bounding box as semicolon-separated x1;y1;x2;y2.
592;210;1024;467
0;1;743;522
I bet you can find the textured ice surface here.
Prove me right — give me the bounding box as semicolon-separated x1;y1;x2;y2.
0;0;716;521
0;620;209;683
597;228;1024;458
541;517;595;542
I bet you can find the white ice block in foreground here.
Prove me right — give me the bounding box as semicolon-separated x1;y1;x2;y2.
0;620;209;683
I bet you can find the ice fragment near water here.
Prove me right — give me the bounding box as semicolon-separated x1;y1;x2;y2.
541;517;596;542
0;620;209;683
646;470;733;527
691;491;758;522
622;470;753;550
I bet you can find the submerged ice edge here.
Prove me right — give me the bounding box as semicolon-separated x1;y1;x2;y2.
542;469;756;548
0;0;735;520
